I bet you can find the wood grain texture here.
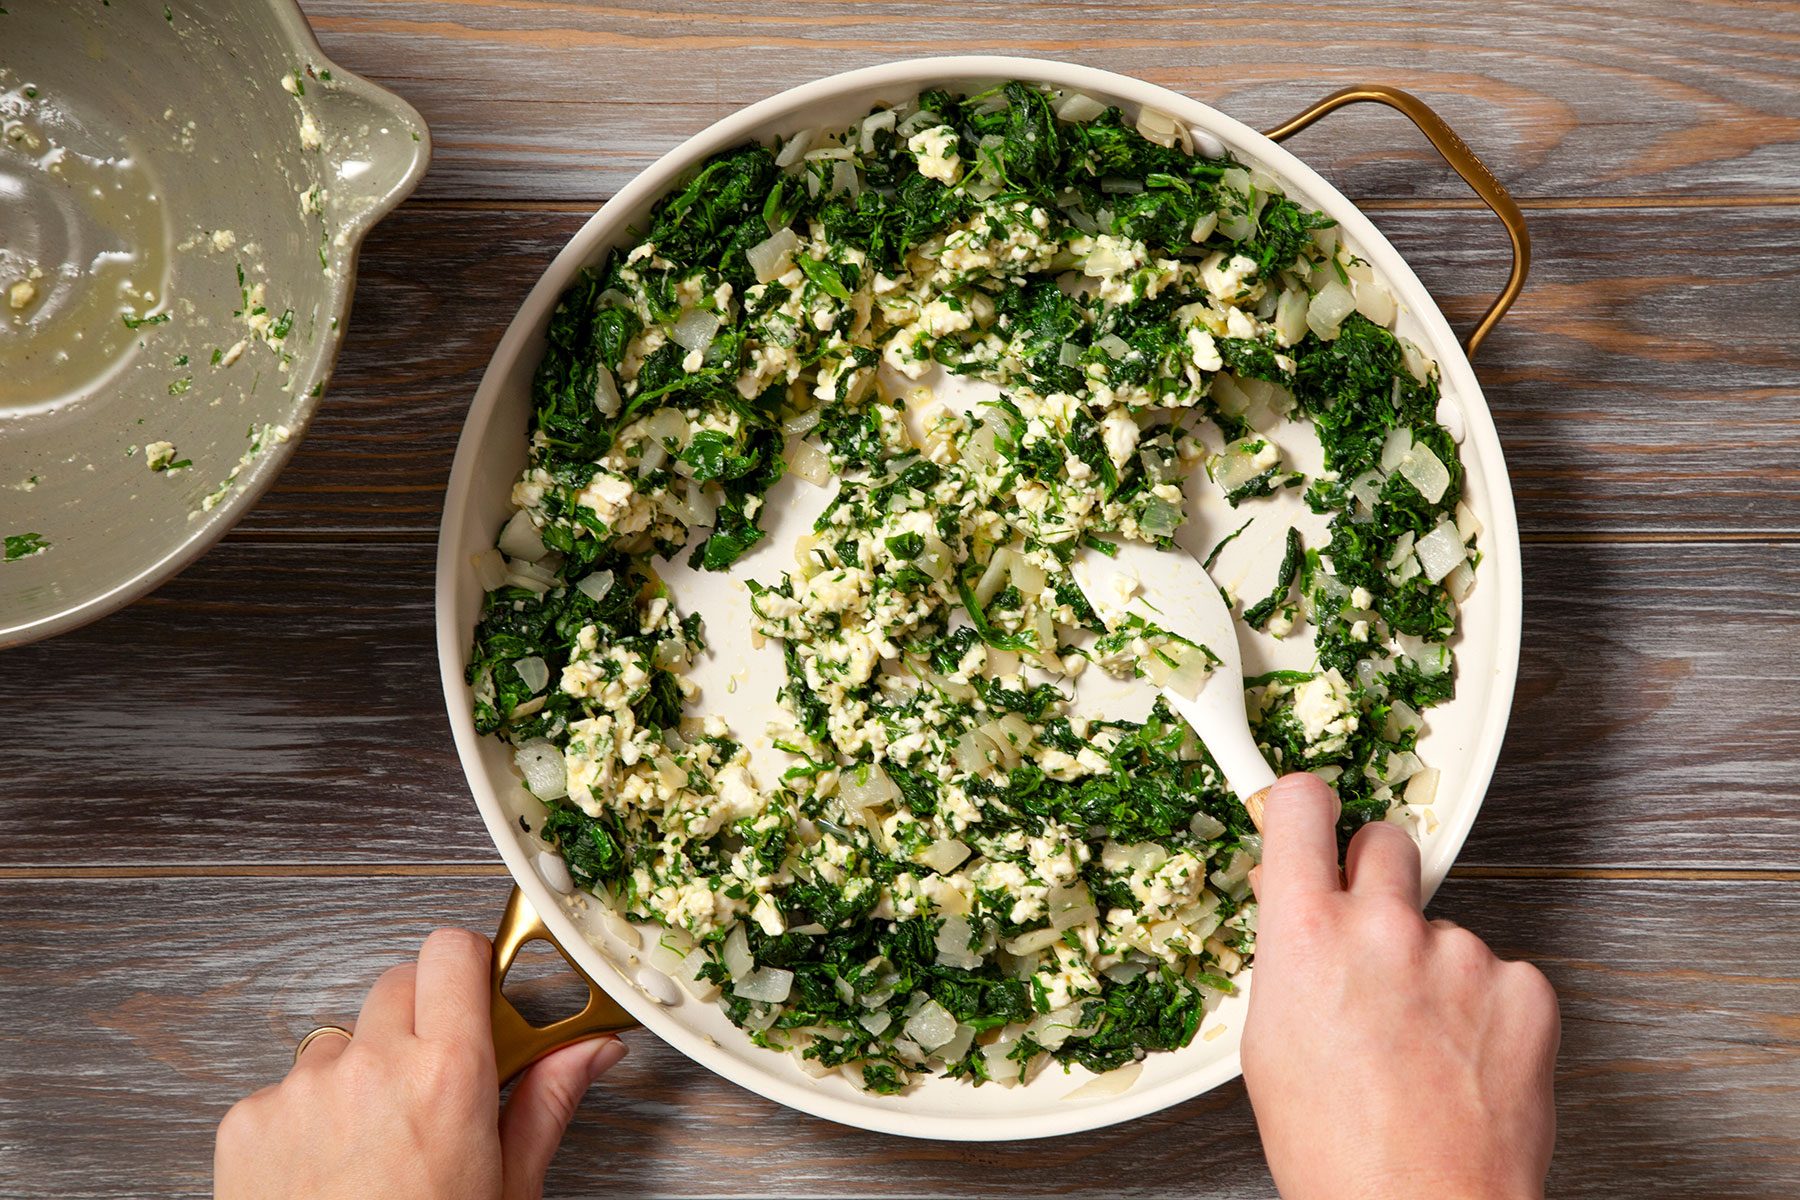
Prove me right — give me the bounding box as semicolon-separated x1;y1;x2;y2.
1;874;1794;1198
231;202;1800;540
7;4;1799;1197
2;541;1794;871
293;0;1800;203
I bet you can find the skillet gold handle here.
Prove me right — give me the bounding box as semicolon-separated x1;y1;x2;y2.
491;885;638;1084
1263;85;1531;361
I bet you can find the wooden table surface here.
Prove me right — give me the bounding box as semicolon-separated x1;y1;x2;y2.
5;2;1799;1196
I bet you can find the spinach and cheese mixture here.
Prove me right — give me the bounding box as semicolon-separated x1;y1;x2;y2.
468;83;1480;1092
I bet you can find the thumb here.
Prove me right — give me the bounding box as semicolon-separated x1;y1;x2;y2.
499;1036;627;1200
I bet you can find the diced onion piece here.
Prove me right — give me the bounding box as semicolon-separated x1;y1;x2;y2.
1386;530;1416;571
644;406;691;449
747;227;801;283
1209;850;1253;896
514;739;567;801
684;484;718;529
596;905;639;949
1190;810;1228;839
1385;750;1424;785
1189;209;1219;243
952;732;990;776
1010;554;1047;596
512;655;549;694
1405;766;1441;806
1455;500;1482;540
1275;288;1308;346
504;573;551;595
781;405;823;436
646;933;694;977
831;158;859;198
1048;883;1098;931
859;108;896;154
1444;558;1477;603
1350;470;1384;514
733;966;794;1004
1210;372;1251;418
1397;440;1451;505
916;535;954;582
1144;642;1213;699
1353;278;1397;327
507;555;559;587
839;763;900;809
904;998;959;1051
1384;699;1423;742
1212;437;1270;494
1380;426;1413;473
774;127;815;168
934;914;981;969
1095;332;1132;360
1135;106;1183;149
472;548;508;591
1307;279;1355;340
722;924;753;981
1217;167;1254;241
785;435;832;486
938;1023;976;1064
974;547;1014;606
1002;927;1063;955
1056;92;1108;123
1103;959;1148;984
1415;519;1467;584
1063;1060;1143;1100
740;1003;780;1032
918;838;971;873
593;364;621;417
498;509;548;562
1399;337;1434;384
672;308;721;355
576;569;615;603
1027;1005;1089;1051
1139;496;1182;539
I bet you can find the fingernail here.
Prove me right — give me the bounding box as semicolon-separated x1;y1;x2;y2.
584;1037;627;1083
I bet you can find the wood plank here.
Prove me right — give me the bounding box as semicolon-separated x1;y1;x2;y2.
2;540;1794;870
234;202;1800;539
292;0;1800;203
0;874;1793;1197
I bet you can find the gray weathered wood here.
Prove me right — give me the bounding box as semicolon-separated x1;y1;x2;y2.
6;4;1798;1197
231;203;1800;539
294;0;1800;203
2;541;1795;871
0;875;1793;1198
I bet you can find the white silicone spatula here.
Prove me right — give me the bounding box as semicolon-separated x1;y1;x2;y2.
891;362;1280;825
1070;527;1278;828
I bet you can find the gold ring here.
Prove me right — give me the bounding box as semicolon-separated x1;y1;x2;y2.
293;1024;353;1065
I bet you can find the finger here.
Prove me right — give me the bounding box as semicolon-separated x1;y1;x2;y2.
1429;917;1461;932
500;1038;627;1200
355;962;419;1043
414;928;494;1046
1343;820;1423;905
1254;772;1342;906
291;1028;351;1072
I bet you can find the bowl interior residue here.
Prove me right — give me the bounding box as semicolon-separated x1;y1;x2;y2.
0;0;428;646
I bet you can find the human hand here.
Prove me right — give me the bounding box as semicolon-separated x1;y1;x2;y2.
1241;773;1560;1200
215;928;626;1200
